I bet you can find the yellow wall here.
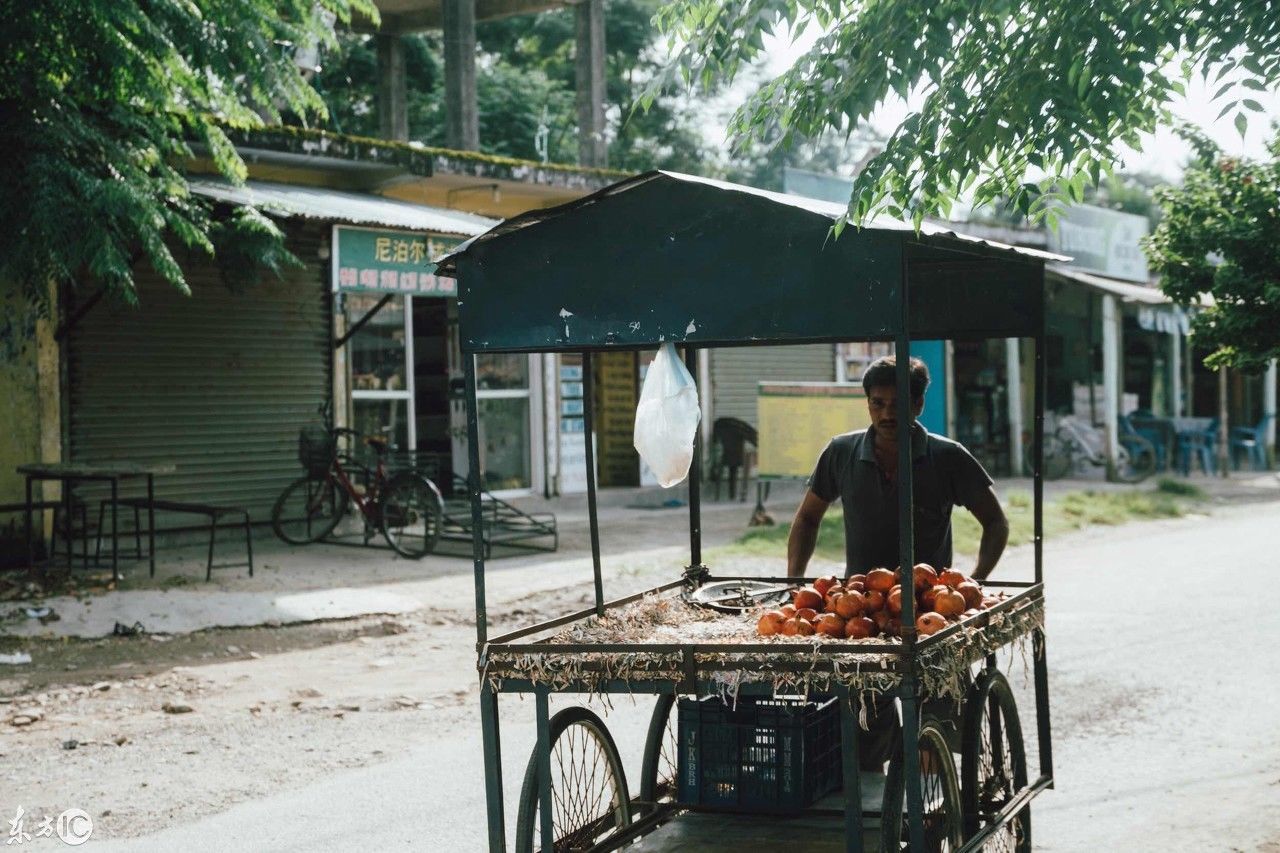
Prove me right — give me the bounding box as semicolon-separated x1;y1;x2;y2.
0;281;42;504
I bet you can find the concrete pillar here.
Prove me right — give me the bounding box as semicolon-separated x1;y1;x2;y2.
1266;359;1277;466
376;34;408;141
1169;329;1183;417
1217;366;1230;476
1006;338;1024;476
1102;295;1120;467
443;0;480;150
574;0;607;167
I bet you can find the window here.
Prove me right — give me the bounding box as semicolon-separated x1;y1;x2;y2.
474;354;533;490
347;294;415;450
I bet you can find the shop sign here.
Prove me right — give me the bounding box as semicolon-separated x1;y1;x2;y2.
1137;305;1191;336
1047;204;1150;283
332;226;460;296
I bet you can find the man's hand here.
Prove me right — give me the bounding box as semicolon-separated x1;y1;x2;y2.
968;486;1009;581
787;490;831;578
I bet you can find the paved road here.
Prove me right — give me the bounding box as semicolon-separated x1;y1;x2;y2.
98;502;1280;852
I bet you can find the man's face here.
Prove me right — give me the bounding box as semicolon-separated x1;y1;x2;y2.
866;384;925;436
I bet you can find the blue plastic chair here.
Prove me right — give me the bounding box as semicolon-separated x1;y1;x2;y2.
1177;420;1218;475
1230;414;1274;471
1121;414;1168;471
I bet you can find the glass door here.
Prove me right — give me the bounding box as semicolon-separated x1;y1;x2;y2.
346;293;415;450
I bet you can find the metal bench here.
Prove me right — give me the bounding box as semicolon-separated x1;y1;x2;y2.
95;498;253;581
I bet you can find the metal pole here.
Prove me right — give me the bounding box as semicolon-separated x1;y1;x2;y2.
479;686;505;850
1033;628;1054;782
465;354;488;646
110;477;119;583
147;473;157;578
25;476;34;573
1034;336;1045;587
1218;365;1230;476
1102;294;1120;471
535;687;555;851
684;345;703;568
581;352;605;615
1266;359;1277;467
837;685;865;853
1006;338;1024;476
895;251;924;853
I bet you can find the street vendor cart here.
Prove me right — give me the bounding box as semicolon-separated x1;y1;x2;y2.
438;171;1058;852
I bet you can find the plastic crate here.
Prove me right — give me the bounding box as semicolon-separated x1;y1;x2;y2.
677;695;842;813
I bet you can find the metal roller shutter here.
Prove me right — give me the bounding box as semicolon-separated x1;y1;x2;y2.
710;344;836;427
67;224;330;525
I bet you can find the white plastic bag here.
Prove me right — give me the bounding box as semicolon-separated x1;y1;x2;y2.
633;342;702;488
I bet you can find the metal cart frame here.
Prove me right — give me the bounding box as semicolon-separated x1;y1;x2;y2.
439;171;1060;852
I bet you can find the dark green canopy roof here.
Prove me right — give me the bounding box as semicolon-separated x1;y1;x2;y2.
438;171;1057;354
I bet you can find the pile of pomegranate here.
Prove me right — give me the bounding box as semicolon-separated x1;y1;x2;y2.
756;564;1004;640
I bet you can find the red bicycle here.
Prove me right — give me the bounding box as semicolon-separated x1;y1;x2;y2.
271;423;444;559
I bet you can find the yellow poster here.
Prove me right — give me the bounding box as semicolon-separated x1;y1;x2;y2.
757;383;870;479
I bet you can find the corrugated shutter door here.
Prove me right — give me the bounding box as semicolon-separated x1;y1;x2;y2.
710;345;836;426
67;225;330;524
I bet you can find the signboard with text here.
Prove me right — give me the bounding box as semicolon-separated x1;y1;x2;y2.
332;226;460;296
1047;204;1150;283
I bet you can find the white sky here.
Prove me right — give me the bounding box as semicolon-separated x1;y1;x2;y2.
713;26;1280;182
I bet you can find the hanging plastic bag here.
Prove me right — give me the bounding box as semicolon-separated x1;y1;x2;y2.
633;342;702;488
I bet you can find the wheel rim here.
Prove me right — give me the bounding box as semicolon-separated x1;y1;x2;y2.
973;698;1024;851
640;695;678;811
273;477;342;543
381;477;441;558
520;713;631;852
962;671;1029;853
882;720;964;852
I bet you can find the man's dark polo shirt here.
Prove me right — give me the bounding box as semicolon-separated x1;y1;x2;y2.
807;423;993;576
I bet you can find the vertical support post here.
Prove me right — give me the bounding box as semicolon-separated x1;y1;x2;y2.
1033;628;1054;782
465;355;488;646
146;473;157;578
110;477;119;583
895;252;924;853
1265;359;1277;467
443;0;479;151
1034;331;1045;586
1170;328;1184;418
24;476;34;572
581;352;604;615
574;0;607;167
375;33;408;141
1101;294;1120;470
1006;337;1024;477
837;685;865;853
1217;365;1230;476
535;687;555;852
684;346;703;568
479;686;505;850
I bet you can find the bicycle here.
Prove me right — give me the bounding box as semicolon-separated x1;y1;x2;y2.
1037;413;1157;484
271;420;445;559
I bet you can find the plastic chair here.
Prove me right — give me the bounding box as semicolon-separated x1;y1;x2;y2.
1230;414;1274;471
1176;420;1218;475
710;417;758;502
1121;414;1167;471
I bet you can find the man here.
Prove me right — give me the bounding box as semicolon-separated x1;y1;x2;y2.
785;355;1010;769
787;355;1009;583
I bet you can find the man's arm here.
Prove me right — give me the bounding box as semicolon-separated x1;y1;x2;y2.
967;486;1009;581
787;490;831;578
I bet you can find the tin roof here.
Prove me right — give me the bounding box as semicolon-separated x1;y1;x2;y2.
189;179;498;237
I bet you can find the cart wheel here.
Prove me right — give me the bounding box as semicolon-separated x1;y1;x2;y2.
961;670;1030;852
516;706;633;853
880;715;964;852
379;472;444;559
639;694;678;813
271;475;347;544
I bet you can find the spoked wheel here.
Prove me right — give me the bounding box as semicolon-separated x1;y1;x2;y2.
271;475;346;544
1038;431;1074;481
1116;435;1157;484
379;473;444;559
881;715;965;852
961;670;1030;852
516;706;633;853
639;694;678;814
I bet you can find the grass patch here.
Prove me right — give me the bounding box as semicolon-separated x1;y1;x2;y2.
1155;477;1206;499
726;485;1204;564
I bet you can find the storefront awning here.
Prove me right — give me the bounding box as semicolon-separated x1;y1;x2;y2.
189;179;498;237
1046;263;1170;304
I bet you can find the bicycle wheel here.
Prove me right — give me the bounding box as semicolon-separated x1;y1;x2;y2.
1115;435;1157;484
639;694;678;815
515;706;633;853
271;475;346;544
881;715;965;852
961;669;1030;853
379;472;444;559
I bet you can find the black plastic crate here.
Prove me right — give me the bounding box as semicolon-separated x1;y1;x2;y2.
677;695;842;813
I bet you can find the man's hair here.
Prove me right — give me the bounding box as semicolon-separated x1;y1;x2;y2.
861;356;930;399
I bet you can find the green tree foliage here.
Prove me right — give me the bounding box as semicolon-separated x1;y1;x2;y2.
0;0;373;304
651;0;1280;228
1144;128;1280;372
315;0;713;170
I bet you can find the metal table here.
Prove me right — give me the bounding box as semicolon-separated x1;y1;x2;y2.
18;462;175;582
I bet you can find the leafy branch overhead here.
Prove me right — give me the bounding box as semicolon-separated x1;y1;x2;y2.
650;0;1280;227
0;0;375;303
1144;128;1280;373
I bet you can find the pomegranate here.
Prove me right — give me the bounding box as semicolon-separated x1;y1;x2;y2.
845;580;866;593
939;569;967;589
922;584;949;611
866;569;896;593
934;588;966;617
916;612;947;636
835;590;864;619
757;610;786;636
913;564;939;592
781;618;800;636
813;575;840;597
793;587;824;611
795;607;818;623
780;604;797;618
863;590;886;613
956;581;983;610
794;618;816;636
814;613;846;637
887;586;903;616
844;616;877;639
